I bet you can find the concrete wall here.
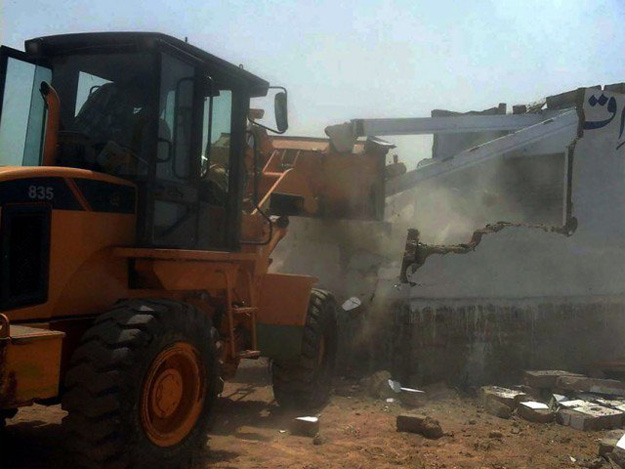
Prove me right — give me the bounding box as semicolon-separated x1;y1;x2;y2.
402;88;625;300
387;298;625;388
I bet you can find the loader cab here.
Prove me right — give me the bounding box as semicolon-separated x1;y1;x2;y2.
0;32;274;251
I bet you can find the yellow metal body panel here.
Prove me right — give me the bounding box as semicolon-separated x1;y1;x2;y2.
0;167;136;323
0;324;65;409
257;273;316;326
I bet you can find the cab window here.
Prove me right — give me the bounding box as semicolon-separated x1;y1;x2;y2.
202;89;233;206
156;54;195;182
0;56;51;166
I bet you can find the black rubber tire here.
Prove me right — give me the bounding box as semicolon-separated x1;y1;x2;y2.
271;288;338;410
62;299;219;469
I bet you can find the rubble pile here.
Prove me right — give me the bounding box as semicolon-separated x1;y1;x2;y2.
481;370;625;467
482;371;625;430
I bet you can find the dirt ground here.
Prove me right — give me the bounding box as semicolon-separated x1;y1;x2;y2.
1;360;611;469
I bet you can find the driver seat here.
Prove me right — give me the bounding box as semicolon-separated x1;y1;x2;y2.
73;83;135;148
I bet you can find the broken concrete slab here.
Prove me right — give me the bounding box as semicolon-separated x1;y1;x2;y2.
571;406;623;431
559;399;588;409
548;393;568;410
518;401;555;423
594;397;625;413
479;386;528;410
611;434;625;467
599;438;618;457
556;376;625;397
290;416;320;437
523;370;585;389
396;414;443;439
484;398;512;419
557;404;623;431
598;430;625;457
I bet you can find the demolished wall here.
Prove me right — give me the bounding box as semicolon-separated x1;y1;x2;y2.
389;86;625;386
271;85;625;386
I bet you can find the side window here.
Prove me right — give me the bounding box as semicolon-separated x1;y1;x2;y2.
152;54;198;247
202;89;232;205
0;57;51;166
157;55;195;182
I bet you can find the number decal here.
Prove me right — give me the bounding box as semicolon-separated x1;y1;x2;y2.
28;185;54;200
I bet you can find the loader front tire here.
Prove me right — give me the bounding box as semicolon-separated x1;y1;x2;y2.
62;299;219;469
271;288;338;410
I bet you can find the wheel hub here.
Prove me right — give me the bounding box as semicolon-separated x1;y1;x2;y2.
152;368;183;418
140;342;206;447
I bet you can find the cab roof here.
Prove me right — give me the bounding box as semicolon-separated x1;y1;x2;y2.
25;32;269;97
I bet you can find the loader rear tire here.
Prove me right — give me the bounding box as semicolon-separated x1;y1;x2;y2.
62;299;219;469
271;288;338;410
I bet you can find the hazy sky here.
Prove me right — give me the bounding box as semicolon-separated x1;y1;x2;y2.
2;0;623;166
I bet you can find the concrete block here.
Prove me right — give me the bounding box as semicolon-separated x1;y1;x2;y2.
557;408;577;426
484;398;512;419
598;430;625;456
518;401;555;423
556;376;625;396
568;405;623;431
396;414;443;439
523;370;585;389
595;398;625;412
557;401;623;431
479;386;528;410
290;416;320;437
599;438;618;456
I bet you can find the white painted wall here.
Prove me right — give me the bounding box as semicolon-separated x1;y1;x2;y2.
404;88;625;300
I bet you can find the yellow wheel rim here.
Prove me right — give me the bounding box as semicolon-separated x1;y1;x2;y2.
140;342;205;447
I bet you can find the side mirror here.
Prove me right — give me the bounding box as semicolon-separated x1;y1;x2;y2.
249;86;288;134
275;91;288;133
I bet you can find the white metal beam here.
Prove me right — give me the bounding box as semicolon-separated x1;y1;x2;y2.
354;110;569;137
386;109;579;196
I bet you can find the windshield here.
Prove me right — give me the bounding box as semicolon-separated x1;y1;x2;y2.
52;52;156;176
0;51;156;175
